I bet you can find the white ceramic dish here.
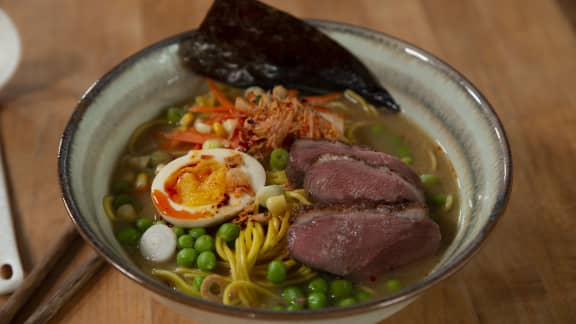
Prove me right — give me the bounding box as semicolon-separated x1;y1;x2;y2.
0;8;23;295
0;9;20;92
58;21;512;322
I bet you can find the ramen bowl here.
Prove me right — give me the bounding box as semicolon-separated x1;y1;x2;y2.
58;20;512;323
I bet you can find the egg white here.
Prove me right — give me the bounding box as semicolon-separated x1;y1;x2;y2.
150;148;266;228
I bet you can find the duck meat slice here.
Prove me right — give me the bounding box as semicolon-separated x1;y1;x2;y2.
303;154;425;205
286;139;421;188
287;203;441;278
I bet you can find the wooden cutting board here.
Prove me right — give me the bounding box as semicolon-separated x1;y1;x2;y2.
0;0;574;323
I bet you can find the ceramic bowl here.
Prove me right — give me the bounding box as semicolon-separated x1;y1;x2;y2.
58;20;512;323
0;9;21;92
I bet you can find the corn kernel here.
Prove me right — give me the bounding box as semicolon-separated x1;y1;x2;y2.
213;122;227;138
134;172;149;192
179;112;195;130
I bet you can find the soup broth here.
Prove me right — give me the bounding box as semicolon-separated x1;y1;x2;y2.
105;81;459;310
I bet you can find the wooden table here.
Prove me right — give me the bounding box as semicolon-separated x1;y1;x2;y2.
1;0;575;323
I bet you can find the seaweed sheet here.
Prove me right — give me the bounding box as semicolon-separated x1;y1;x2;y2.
180;0;399;111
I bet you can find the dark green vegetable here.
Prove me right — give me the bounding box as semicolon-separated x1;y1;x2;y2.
176;248;197;267
270;148;289;170
307;292;328;309
330;279;353;298
178;235;195;249
194;235;215;252
282;286;305;305
116;228;140;246
111;181;132;194
266;260;287;284
307;278;328;294
197;251;217;271
189;227;207;239
179;0;400;111
193;275;205;292
172;226;186;237
386;279;403;292
217;223;240;243
135;218;153;232
112;195;133;209
338;297;357;307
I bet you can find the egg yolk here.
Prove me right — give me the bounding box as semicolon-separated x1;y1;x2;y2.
165;158;227;207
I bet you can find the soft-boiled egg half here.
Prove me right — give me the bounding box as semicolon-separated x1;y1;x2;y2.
150;148;266;228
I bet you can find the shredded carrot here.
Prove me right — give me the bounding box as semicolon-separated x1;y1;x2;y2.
302;92;342;105
158;140;175;150
189;106;230;113
163;130;217;144
287;89;299;97
207;79;235;109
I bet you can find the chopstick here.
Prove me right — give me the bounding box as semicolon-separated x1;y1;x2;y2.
23;255;105;324
0;224;79;324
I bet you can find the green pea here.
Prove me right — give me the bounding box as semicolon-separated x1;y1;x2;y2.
266;260;287;284
193;275;205;292
167;107;185;125
386;279;403;293
116;228;140;246
135;218;153;232
150;151;172;166
111;180;132;194
194;235;215;252
355;290;372;302
172;226;185;237
176;248;197;268
428;194;447;207
112;195;133;209
178;235;195;249
286;304;304;311
217;223;240;243
282;286;305;305
270;148;289;171
188;227;207;239
330;279;353;298
420;174;440;187
307;277;328;294
197;251;217;271
338;297;357;307
307;292;328;309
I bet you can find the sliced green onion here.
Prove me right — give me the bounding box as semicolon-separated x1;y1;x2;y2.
202;139;223;149
420;174;440;187
266;195;287;218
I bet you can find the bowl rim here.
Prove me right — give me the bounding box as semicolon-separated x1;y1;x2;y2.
58;19;512;320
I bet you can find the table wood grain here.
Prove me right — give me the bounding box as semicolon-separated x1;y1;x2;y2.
0;0;575;323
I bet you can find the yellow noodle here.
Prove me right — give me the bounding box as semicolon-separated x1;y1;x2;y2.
151;269;200;297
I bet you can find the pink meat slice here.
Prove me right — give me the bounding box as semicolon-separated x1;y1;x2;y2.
286;139;422;189
303;154;425;204
287;204;441;278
